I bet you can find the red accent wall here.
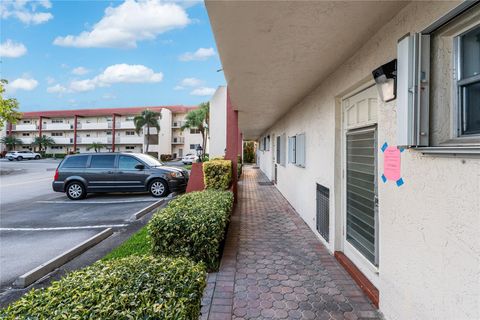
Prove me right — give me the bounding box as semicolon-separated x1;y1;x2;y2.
225;88;240;199
186;163;205;193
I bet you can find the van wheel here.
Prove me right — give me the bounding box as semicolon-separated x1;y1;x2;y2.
149;179;169;198
66;182;86;200
16;156;23;161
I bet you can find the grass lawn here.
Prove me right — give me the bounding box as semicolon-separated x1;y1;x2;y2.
102;225;151;261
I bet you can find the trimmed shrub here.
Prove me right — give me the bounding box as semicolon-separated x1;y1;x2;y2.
210;156;224;161
237;155;243;178
1;256;206;320
149;190;234;271
203;160;232;190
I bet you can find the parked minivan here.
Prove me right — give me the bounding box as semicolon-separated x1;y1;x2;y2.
52;153;189;200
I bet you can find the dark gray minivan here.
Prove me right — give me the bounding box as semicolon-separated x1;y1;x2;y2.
52;153;189;200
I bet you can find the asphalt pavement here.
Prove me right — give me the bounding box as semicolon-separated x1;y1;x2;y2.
0;159;164;292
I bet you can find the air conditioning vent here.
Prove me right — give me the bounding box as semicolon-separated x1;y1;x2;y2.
316;183;330;242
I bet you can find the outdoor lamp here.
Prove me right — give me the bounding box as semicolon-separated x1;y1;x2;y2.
196;145;203;162
372;59;397;102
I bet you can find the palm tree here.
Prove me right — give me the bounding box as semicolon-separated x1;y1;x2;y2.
181;102;209;159
87;142;105;152
1;135;22;151
32;136;55;152
134;109;161;154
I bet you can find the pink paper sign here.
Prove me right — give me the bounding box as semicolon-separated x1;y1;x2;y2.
383;146;401;181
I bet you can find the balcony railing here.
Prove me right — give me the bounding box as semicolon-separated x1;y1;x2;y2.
76;122;110;130
117;136;143;144
43;123;73;131
19;137;34;144
12;124;38;131
172;137;185;144
116;121;136;129
77;137;111;144
52;137;73;144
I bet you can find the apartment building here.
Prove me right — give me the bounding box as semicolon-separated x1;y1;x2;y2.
207;1;480;320
3;106;205;158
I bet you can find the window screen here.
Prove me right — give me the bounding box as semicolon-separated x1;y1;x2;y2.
288;136;296;163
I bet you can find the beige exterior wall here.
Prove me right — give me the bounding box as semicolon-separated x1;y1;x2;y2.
257;2;479;320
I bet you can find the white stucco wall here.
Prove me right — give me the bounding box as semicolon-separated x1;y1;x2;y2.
157;108;172;156
209;86;227;157
256;2;479;320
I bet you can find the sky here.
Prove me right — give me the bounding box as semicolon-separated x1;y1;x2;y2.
0;0;226;112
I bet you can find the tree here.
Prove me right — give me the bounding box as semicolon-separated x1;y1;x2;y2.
0;135;22;151
181;102;209;159
0;79;22;130
134;109;161;154
32;136;55;152
87;142;105;152
243;141;256;163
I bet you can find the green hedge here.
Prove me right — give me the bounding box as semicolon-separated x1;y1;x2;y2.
43;153;67;159
203;160;232;190
149;190;234;271
1;256;206;320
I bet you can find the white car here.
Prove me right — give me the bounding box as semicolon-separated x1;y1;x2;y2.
181;153;199;164
6;151;41;161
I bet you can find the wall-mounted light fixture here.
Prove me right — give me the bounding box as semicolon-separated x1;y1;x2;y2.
372;59;397;102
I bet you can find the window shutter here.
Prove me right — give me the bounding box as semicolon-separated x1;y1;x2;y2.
296;133;305;167
280;134;286;166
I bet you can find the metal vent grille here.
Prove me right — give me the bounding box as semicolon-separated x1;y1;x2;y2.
316;183;330;242
258;181;273;186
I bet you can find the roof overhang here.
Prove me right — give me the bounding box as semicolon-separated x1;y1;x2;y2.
206;1;409;139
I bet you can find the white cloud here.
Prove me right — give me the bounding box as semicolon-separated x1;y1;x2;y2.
179;47;215;61
53;0;190;48
72;66;90;75
1;0;53;25
190;87;215;96
180;77;203;87
102;93;117;100
0;39;27;58
69;63;163;92
47;84;67;94
46;76;55;84
7;77;38;91
174;85;184;91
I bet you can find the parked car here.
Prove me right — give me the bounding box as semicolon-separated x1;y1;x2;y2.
6;151;41;161
52;153;189;200
181;153;199;164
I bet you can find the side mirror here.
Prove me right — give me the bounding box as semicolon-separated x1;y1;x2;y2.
135;164;145;170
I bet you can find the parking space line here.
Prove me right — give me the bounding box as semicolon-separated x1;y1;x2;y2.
37;199;158;204
0;224;128;231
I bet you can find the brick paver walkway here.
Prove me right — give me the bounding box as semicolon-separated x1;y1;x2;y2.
201;167;381;320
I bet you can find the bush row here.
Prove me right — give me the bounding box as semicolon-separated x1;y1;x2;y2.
203;159;232;190
1;256;206;320
149;190;234;271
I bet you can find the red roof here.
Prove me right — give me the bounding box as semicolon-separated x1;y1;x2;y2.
20;105;197;118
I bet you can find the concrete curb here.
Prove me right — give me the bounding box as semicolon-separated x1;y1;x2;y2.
132;193;177;220
13;228;113;288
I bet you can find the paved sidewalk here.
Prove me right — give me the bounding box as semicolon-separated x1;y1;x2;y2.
201;167;381;320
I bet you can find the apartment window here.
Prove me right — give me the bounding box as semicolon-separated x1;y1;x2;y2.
126;131;135;136
22;133;30;136
126;116;134;121
276;134;286;166
51;146;63;150
23;120;31;124
125;146;135;150
106;131;112;135
404;4;480;150
288;134;306;167
86;134;91;137
190;128;201;134
51;119;63;123
456;25;480;136
51;132;63;136
190;144;200;150
288;136;296;164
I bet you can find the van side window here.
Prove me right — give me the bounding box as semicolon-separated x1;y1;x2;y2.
90;155;116;169
62;155;89;168
118;156;142;170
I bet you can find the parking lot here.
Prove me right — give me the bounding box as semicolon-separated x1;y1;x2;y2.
0;159;172;291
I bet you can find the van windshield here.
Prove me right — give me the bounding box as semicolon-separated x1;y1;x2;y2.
135;154;164;167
